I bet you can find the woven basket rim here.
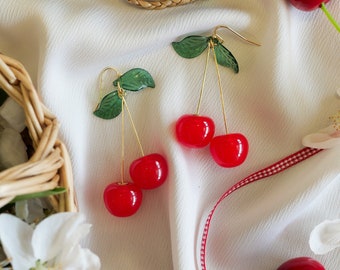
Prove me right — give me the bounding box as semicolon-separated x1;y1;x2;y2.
0;53;77;213
127;0;195;9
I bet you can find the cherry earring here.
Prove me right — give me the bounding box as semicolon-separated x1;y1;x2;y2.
94;67;168;217
172;25;260;168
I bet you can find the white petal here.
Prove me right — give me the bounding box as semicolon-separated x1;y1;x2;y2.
32;212;88;261
0;214;35;269
57;245;101;270
302;125;340;149
309;219;340;255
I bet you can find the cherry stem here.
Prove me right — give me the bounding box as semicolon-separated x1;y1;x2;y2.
121;96;126;184
320;2;340;33
122;96;145;157
211;42;229;134
196;45;211;115
117;82;145;185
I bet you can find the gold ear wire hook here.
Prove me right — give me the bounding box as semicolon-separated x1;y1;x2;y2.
98;66;122;102
213;25;261;46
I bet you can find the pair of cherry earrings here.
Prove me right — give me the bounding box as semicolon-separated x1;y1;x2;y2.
173;25;260;167
93;26;259;217
94;67;168;217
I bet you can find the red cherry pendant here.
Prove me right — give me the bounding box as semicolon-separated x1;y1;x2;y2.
130;153;168;189
103;182;142;217
175;114;215;148
209;133;249;167
277;257;325;270
289;0;330;11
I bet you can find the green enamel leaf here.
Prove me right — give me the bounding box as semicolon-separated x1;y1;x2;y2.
93;90;122;119
172;35;209;59
11;187;66;203
113;68;155;91
214;41;239;73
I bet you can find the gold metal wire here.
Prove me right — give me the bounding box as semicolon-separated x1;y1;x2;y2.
97;68;145;184
121;96;145;157
213;25;261;46
97;67;122;103
120;93;126;184
195;44;211;115
194;25;260;134
211;42;229;134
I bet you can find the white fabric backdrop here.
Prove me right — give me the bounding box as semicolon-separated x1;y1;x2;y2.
1;0;339;269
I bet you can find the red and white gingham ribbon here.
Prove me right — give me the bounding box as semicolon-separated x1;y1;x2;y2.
200;147;323;270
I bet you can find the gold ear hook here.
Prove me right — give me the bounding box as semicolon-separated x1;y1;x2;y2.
213;25;261;46
98;66;122;102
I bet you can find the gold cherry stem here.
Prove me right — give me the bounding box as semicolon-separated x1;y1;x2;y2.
122;96;145;157
211;42;229;135
117;83;145;185
196;44;211;115
120;94;126;185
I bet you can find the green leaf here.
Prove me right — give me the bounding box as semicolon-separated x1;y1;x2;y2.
93;90;122;119
113;68;155;91
0;88;8;106
172;35;209;59
11;187;66;203
214;40;239;73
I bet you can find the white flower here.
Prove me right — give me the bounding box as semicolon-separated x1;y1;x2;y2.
0;212;101;270
309;219;340;255
302;125;340;149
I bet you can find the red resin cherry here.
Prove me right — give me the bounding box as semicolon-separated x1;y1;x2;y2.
130;153;168;190
209;133;249;167
277;257;325;270
103;182;142;217
175;114;215;148
289;0;330;11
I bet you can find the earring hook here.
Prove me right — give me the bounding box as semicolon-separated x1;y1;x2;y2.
98;66;122;101
213;25;261;46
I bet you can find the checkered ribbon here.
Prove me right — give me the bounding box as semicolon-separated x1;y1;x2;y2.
200;147;323;270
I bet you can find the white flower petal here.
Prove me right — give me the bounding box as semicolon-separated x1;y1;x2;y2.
32;212;81;261
57;245;101;270
309;219;340;255
0;214;35;269
302;125;340;149
32;212;76;261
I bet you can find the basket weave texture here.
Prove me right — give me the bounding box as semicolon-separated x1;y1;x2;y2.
127;0;195;9
0;53;77;213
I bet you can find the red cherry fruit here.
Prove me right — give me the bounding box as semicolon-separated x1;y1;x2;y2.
209;133;248;167
277;257;325;270
289;0;329;11
103;182;142;217
175;114;215;148
130;153;168;190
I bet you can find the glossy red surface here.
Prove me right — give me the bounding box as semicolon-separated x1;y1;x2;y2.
130;153;168;189
277;257;325;270
103;182;142;217
175;114;215;148
209;133;249;167
289;0;330;11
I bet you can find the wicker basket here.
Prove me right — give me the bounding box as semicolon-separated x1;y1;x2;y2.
0;53;77;213
127;0;195;9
